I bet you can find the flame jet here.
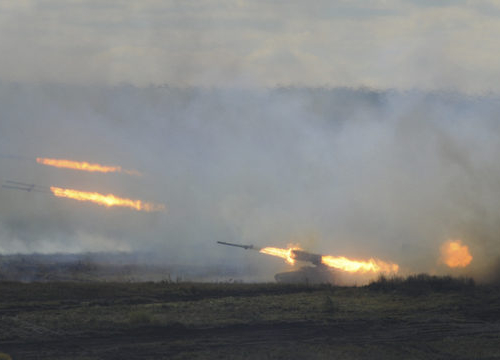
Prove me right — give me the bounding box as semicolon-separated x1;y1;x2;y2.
2;180;164;213
50;186;165;212
36;157;141;176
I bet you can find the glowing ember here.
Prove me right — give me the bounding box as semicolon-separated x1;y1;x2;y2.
37;157;141;176
321;255;399;274
260;246;300;265
440;239;472;268
50;186;165;212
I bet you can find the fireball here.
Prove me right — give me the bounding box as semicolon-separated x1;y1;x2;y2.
440;239;472;268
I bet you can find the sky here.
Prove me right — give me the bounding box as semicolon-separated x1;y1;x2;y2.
1;1;500;281
1;0;500;92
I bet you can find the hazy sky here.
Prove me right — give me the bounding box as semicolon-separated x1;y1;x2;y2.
1;1;500;281
1;0;500;91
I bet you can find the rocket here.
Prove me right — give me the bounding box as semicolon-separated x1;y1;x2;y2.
217;241;258;250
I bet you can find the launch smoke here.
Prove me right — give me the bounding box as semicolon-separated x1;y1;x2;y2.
1;85;500;282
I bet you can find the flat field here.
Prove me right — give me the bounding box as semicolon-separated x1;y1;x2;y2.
1;278;499;359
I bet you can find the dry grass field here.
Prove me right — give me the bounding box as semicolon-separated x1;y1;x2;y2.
1;276;499;359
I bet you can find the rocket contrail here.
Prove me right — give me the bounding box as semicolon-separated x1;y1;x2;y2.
1;154;142;176
36;157;141;176
50;186;165;212
2;180;165;212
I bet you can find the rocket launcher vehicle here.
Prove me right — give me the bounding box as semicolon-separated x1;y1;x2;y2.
217;241;334;284
217;241;322;266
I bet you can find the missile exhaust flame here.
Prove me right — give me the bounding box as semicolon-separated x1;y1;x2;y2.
260;246;301;265
260;246;399;274
50;186;165;212
37;157;141;176
321;255;399;274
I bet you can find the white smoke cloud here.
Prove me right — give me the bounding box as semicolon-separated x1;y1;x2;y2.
1;84;500;280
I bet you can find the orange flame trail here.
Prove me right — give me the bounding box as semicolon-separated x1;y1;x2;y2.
321;255;399;274
260;246;301;265
50;186;165;212
37;157;141;176
440;240;472;268
260;246;399;274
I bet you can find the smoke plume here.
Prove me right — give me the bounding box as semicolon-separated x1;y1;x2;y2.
1;84;500;281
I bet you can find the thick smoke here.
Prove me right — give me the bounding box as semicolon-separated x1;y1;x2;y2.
1;84;500;280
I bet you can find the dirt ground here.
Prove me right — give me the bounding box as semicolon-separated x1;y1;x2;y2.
1;281;500;359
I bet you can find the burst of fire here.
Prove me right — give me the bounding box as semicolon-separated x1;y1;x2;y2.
321;255;399;274
260;246;300;265
37;157;141;176
260;246;399;274
440;239;472;268
50;186;165;212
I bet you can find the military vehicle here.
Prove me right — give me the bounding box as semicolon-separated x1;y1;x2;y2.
217;241;335;284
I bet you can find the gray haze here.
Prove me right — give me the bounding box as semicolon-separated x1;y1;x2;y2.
1;84;500;280
1;1;500;92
